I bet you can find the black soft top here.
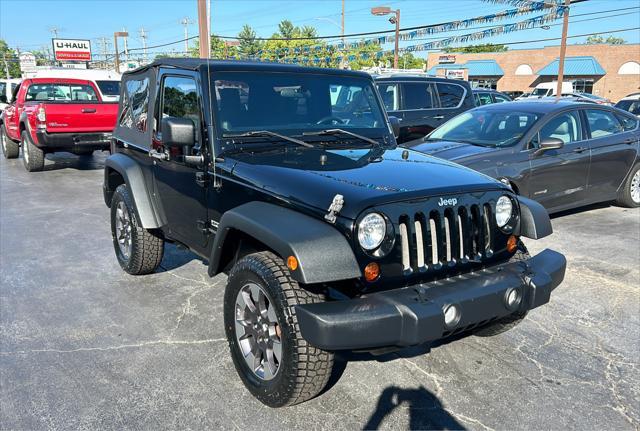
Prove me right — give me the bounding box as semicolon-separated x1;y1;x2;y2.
123;58;372;79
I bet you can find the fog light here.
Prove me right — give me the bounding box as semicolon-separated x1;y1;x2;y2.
443;304;461;328
505;288;522;310
364;262;380;282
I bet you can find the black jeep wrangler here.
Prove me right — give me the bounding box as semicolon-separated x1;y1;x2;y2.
103;59;566;407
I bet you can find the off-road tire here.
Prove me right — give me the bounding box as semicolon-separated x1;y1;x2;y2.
224;251;334;407
21;130;45;172
615;164;640;208
474;244;530;337
1;125;19;159
110;184;164;275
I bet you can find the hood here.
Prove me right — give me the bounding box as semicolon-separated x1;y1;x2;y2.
229;146;506;220
405;139;498;163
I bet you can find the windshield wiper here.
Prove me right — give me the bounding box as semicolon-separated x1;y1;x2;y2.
303;129;380;147
223;130;313;148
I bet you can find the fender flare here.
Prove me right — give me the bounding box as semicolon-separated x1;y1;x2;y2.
516;196;552;240
208;201;362;284
104;153;164;229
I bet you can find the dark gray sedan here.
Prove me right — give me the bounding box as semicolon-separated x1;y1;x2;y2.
405;100;640;213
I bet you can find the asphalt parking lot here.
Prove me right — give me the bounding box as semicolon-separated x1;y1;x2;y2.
1;151;639;430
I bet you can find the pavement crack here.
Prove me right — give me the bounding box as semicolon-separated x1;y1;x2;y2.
0;338;227;355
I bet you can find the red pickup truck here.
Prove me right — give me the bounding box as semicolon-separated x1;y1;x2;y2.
0;77;118;172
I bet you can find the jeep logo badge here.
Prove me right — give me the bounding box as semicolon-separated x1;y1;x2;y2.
438;197;458;207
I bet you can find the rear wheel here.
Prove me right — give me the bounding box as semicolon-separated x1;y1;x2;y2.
21;131;45;172
110;184;164;275
224;251;334;407
615;164;640;208
1;125;20;159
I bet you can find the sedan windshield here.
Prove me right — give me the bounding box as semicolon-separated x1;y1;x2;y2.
427;109;541;147
211;71;387;138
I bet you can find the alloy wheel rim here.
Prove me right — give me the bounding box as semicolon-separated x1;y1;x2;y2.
631;170;640;204
234;282;282;381
115;201;133;259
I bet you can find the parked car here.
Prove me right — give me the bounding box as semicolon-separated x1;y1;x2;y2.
103;59;565;407
405;100;640;213
0;78;21;112
33;68;122;102
473;89;512;105
560;92;612;105
616;93;640;117
0;78;119;171
515;92;532;100
374;74;475;143
528;81;573;98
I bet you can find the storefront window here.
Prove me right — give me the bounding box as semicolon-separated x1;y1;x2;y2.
571;79;594;94
469;78;498;90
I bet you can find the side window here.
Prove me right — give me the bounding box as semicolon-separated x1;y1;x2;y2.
161;76;201;153
402;82;435;110
493;94;511;103
0;82;6;103
477;93;492;105
437;83;465;108
120;77;150;132
616;114;638;131
376;83;399;111
531;111;582;148
586;109;623;138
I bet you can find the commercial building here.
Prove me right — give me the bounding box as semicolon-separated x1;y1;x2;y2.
426;43;640;102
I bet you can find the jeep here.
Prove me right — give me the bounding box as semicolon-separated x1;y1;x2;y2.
103;59;566;407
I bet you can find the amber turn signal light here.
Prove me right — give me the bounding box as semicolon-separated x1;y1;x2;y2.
287;256;298;271
507;235;518;253
364;262;380;282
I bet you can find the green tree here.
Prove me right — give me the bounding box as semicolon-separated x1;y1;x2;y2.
188;36;237;59
586;35;625;45
443;43;508;53
237;25;262;59
0;39;21;78
260;20;333;67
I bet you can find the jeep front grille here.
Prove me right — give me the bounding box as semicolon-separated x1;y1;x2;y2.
398;204;494;273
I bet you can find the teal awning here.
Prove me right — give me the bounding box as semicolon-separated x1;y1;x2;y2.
537;56;605;76
427;60;503;76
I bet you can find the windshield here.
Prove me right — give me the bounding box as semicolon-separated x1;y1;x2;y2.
96;80;121;97
211;71;387;137
427;109;541;147
531;88;550;97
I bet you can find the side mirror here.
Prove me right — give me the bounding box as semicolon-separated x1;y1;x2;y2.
534;138;564;156
161;117;195;149
388;116;400;138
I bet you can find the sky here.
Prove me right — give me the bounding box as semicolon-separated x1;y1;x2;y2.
1;0;639;59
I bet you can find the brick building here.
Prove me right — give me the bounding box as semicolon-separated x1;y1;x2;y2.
426;43;640;102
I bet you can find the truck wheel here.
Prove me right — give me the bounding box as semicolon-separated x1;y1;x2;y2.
21;131;45;172
474;245;530;337
1;125;19;159
224;251;334;407
110;184;164;275
615;164;640;208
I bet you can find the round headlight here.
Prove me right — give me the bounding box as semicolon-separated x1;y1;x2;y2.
495;195;513;228
358;213;386;250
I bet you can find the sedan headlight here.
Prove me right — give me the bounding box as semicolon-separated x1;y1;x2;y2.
358;213;386;250
495;195;513;228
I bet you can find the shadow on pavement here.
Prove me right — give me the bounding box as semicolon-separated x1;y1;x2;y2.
38;152;106;172
157;243;206;272
550;201;611;219
363;385;465;430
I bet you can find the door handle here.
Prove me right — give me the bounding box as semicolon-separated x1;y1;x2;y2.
81;108;96;113
148;149;168;160
432;115;445;120
623;138;635;144
572;147;587;153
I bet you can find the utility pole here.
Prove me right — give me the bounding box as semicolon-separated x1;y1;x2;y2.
180;17;194;55
556;0;570;100
139;27;148;63
122;27;129;61
49;26;61;38
341;0;345;45
97;37;111;69
197;0;210;58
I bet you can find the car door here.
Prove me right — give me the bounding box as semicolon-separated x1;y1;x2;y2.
398;81;439;142
152;72;209;253
527;109;591;210
583;108;638;201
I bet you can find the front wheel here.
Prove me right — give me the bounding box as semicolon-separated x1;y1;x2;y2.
615;164;640;208
224;251;334;407
21;131;45;172
110;184;164;275
1;125;20;159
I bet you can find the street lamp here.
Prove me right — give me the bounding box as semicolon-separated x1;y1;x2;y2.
371;6;400;69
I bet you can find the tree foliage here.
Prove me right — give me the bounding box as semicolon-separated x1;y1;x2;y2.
0;39;21;78
443;43;508;53
585;35;625;45
188;36;237;59
237;24;262;59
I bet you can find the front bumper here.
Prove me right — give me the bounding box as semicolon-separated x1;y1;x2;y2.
35;131;111;151
296;249;566;350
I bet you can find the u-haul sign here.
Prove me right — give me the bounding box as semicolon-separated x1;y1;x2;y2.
52;38;91;62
